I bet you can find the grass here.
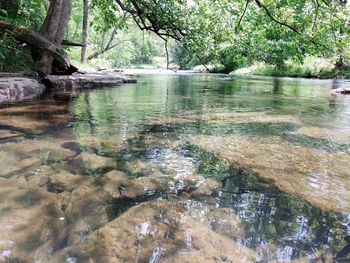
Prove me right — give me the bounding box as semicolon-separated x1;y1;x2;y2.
232;58;350;79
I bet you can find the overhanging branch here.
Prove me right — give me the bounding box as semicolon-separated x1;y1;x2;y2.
253;0;342;57
236;0;251;32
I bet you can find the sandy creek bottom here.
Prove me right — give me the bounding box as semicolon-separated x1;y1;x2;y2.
0;74;350;262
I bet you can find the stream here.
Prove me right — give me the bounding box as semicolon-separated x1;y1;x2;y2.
0;73;350;262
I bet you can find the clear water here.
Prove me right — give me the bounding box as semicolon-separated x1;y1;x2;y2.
1;73;350;262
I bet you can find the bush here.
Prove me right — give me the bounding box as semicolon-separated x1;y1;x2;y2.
231;57;350;79
0;34;33;75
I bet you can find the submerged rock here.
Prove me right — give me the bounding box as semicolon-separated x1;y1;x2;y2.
0;181;66;262
190;134;350;213
151;111;300;126
0;101;72;134
0;129;23;141
49;171;88;193
0;156;41;179
0;77;45;103
53;200;257;263
63;184;111;246
75;135;126;155
0;137;79;178
182;200;245;239
289;126;350;145
125;159;158;175
81;152;116;170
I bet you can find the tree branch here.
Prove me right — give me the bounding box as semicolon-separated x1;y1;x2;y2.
61;39;84;47
253;0;340;57
254;0;302;36
236;0;250;33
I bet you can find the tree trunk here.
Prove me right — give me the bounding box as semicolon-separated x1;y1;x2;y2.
81;0;89;63
1;0;76;75
0;21;77;75
38;0;73;75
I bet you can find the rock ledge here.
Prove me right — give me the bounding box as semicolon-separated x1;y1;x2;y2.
45;72;136;91
0;77;45;103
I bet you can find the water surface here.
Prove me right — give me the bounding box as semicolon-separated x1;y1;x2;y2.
1;73;350;262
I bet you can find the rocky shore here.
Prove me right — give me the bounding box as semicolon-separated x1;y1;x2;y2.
0;72;136;103
0;76;45;103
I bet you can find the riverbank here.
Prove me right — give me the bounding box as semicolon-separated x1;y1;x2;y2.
0;71;136;103
231;61;350;79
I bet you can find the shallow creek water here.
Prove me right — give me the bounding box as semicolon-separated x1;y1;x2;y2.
1;73;350;262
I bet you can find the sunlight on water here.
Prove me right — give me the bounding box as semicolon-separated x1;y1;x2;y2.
0;73;350;262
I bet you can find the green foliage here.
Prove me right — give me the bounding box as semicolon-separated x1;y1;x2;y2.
113;0;350;74
129;32;163;65
233;58;350;79
90;0;127;32
0;0;45;28
0;34;33;74
2;0;350;76
170;43;200;70
0;0;44;74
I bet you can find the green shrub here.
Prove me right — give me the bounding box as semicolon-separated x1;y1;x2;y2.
232;57;350;79
0;34;33;75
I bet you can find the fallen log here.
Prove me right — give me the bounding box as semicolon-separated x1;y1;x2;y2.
0;20;77;75
61;39;84;47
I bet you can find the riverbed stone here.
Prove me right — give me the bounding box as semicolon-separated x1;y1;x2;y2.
0;101;72;134
0;156;42;178
184;175;220;198
0;181;66;262
52;199;257;263
151;111;300;127
190;134;350;213
0;77;45;103
49;171;88;192
79;152;117;171
289;126;350;145
125;159;158;175
0;129;23;141
75;135;126;155
182;199;244;239
206;208;244;238
63;184;111;245
103;168;220;200
0;137;79;179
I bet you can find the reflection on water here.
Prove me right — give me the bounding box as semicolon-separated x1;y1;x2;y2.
1;73;350;262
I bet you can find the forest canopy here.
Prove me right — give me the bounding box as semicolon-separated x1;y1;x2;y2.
0;0;349;76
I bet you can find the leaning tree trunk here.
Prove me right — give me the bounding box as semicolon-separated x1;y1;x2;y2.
0;21;76;72
81;0;89;63
37;0;73;75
